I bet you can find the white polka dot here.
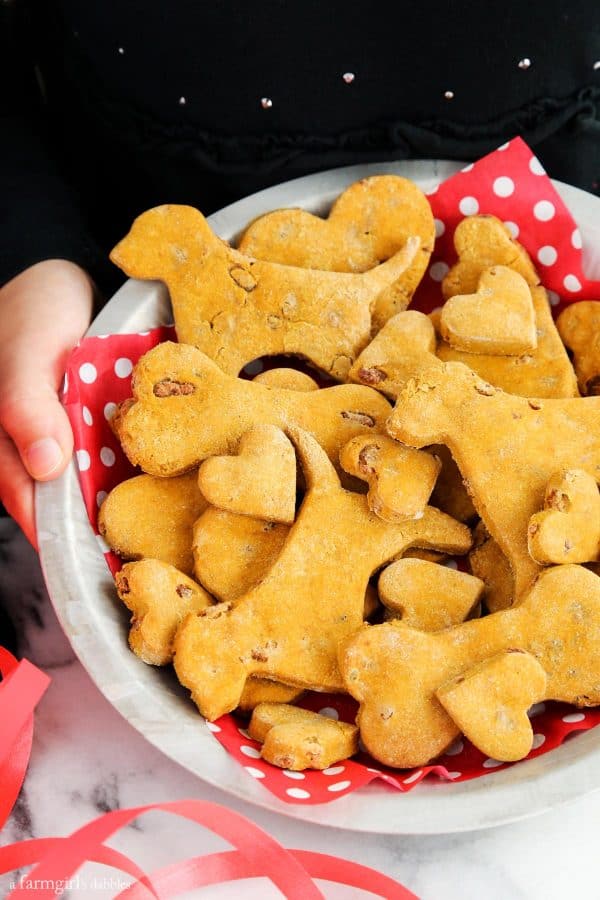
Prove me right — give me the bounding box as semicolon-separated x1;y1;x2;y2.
96;533;111;554
529;156;546;175
79;363;97;384
446;771;462;779
503;221;519;238
327;780;352;792
82;406;93;426
245;766;265;779
138;330;150;336
76;449;91;471
562;712;585;724
493;176;515;198
104;402;118;422
461;163;474;173
244;360;264;375
282;770;306;780
206;722;221;733
444;559;459;570
430;261;450;282
323;765;346;776
547;291;561;307
571;228;583;250
445;738;464;756
434;219;446;238
96;490;108;508
403;770;423;784
533;200;555;222
240;745;261;758
563;274;582;293
97;333;110;339
528;702;546;718
366;767;381;774
100;447;116;467
318;707;339;720
459;196;479;216
285;788;311;800
497;141;510;151
531;733;546;749
537;245;558;266
237;727;250;738
114;357;133;379
483;757;504;768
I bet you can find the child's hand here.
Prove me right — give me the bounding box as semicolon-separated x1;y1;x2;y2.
0;260;94;547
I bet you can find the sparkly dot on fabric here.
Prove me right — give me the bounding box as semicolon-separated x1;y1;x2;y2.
342;72;355;84
518;57;531;69
444;90;454;99
260;97;273;109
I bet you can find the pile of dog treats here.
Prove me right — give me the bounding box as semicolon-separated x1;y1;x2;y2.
97;175;600;772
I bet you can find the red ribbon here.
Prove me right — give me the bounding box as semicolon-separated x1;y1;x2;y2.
0;646;417;898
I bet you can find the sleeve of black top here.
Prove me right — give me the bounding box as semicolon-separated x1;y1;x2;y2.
0;1;104;289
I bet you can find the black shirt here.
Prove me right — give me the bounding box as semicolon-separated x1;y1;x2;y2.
1;0;599;294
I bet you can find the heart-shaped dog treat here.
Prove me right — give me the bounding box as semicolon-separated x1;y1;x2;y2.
440;266;537;356
528;469;600;565
436;650;547;762
238;175;436;329
198;425;296;524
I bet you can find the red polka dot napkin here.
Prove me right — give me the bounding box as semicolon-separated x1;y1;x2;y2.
63;137;600;805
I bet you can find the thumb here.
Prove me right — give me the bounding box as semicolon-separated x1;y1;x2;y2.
0;382;74;482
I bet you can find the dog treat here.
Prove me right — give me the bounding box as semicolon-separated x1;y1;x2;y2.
238;175;435;330
198;425;296;524
253;368;319;391
173;428;471;720
111;204;420;380
114;342;391;476
439;266;537;356
115;560;213;666
436;650;547;762
528;469;600;565
98;471;207;576
442;214;540;299
378;558;484;630
404;548;449;564
193;509;289;601
469;523;515;613
339;434;441;522
340;565;600;767
429;445;477;523
248;702;359;770
348;311;440;400
557;301;600;396
237;680;304;714
388;362;600;597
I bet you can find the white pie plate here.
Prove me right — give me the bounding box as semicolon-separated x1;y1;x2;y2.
36;159;600;834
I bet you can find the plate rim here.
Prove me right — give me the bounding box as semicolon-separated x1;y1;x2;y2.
36;157;600;834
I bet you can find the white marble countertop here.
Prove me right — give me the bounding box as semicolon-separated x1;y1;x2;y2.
1;518;598;900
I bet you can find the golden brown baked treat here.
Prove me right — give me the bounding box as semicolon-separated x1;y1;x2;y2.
557;301;600;396
528;469;600;565
468;522;515;613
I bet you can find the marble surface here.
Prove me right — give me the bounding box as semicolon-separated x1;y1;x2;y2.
1;518;599;900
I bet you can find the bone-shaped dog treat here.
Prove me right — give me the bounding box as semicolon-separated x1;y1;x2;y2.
468;523;514;613
340;565;600;767
98;471;207;575
388;362;600;597
115;559;214;666
248;703;359;770
438;216;577;398
253;368;319;391
439;266;537;356
379;558;483;630
557;301;600;396
339;434;441;522
110;205;420;379
436;650;547;762
172;428;471;720
238;175;435;330
198;426;297;524
528;469;600;565
236;681;304;714
114;342;391;476
348;311;440;399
